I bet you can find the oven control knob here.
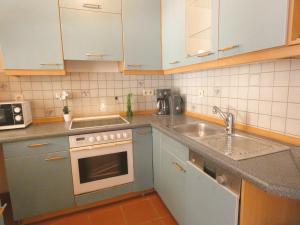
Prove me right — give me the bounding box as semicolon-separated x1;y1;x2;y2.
88;137;95;143
123;132;128;138
116;133;121;139
110;134;115;140
14;107;21;113
15;115;22;122
96;136;102;141
103;135;108;141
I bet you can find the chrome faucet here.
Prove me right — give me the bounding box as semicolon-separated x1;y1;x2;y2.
212;106;234;135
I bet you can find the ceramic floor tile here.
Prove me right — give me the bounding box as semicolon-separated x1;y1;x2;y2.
55;211;91;225
89;205;126;225
138;218;164;225
121;198;160;225
159;215;178;225
147;194;170;218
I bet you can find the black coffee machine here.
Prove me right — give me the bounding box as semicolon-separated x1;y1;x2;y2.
156;89;171;115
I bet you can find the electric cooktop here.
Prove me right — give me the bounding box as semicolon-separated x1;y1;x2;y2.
70;115;129;130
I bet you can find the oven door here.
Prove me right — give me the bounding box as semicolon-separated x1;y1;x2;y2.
70;140;134;195
0;104;14;126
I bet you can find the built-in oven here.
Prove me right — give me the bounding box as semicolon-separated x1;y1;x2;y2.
69;129;134;195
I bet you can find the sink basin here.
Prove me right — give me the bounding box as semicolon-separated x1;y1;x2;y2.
200;133;290;160
173;123;225;138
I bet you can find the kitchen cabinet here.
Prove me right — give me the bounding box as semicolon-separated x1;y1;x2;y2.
152;128;188;225
218;0;289;58
59;0;121;14
162;0;186;69
132;127;154;192
0;0;64;71
185;0;219;65
60;8;123;61
122;0;162;71
3;137;74;220
186;162;239;225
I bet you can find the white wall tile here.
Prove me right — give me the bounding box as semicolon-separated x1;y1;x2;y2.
288;87;300;103
289;70;300;86
273;71;290;86
287;103;300;119
286;119;300;136
270;116;286;133
271;102;287;117
258;114;271;129
272;87;289;102
259;101;272;115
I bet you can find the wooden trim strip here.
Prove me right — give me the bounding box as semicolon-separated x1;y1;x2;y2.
164;45;300;75
4;70;66;76
123;70;164;75
185;111;300;146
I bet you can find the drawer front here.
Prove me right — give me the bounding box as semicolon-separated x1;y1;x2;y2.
60;0;121;14
3;136;69;158
161;133;188;161
75;183;133;206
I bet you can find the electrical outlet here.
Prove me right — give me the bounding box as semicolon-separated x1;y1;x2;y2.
143;89;155;96
198;89;205;97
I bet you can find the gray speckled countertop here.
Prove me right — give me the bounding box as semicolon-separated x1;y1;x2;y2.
0;115;300;200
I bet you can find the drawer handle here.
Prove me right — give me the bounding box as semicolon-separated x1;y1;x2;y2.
219;45;239;52
136;130;151;136
169;61;180;65
28;143;49;148
45;156;67;161
172;162;186;173
82;3;102;9
0;203;7;215
85;53;108;57
187;51;213;58
127;64;142;67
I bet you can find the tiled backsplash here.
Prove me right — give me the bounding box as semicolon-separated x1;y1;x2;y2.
0;59;300;138
173;59;300;138
0;72;172;118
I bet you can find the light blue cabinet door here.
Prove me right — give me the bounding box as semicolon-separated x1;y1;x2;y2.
132;127;154;192
0;0;64;70
153;128;162;195
5;151;74;220
60;8;123;61
60;0;121;13
122;0;162;70
219;0;288;58
186;162;239;225
162;0;186;69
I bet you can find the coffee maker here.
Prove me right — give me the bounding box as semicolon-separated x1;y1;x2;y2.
156;89;171;115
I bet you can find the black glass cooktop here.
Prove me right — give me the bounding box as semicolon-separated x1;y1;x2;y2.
70;116;129;130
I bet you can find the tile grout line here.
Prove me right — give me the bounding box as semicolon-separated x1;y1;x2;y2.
119;205;129;225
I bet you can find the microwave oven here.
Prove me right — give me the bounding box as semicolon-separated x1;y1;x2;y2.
0;101;32;130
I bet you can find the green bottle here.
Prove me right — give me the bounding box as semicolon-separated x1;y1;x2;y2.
126;93;133;117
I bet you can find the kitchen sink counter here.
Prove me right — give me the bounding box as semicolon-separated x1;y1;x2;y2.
0;115;300;200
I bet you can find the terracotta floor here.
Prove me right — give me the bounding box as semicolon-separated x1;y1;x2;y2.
33;193;178;225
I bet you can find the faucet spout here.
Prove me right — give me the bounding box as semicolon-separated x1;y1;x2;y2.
212;106;234;135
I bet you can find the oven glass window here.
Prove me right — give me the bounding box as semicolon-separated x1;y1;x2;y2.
0;104;14;126
78;152;128;184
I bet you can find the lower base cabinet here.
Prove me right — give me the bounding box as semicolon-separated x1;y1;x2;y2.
0;201;5;225
186;162;239;225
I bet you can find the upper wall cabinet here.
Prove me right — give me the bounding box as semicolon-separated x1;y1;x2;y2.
184;0;219;65
219;0;289;58
60;8;123;61
0;0;64;71
59;0;121;13
162;0;186;69
122;0;162;71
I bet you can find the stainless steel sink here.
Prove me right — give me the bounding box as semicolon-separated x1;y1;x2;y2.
173;123;225;138
200;133;290;160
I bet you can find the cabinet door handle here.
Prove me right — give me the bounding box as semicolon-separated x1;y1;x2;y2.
40;63;62;66
172;162;186;173
82;3;102;9
45;156;67;161
28;143;49;148
0;203;7;215
219;45;239;52
127;64;142;67
187;51;213;58
85;53;108;57
169;61;180;65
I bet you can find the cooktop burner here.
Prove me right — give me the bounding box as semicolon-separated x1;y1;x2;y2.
70;115;129;130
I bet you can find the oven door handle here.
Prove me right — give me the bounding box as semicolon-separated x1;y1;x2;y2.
70;140;132;152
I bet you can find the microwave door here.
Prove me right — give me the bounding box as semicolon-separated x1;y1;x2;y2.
0;105;14;126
